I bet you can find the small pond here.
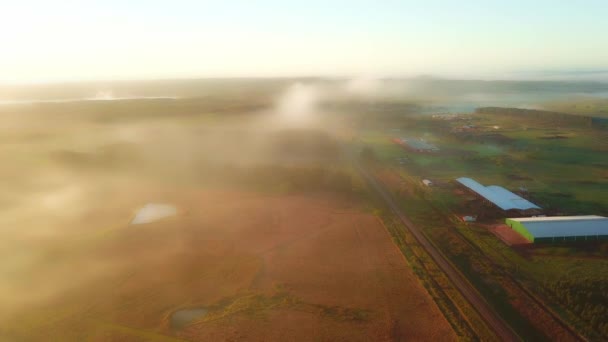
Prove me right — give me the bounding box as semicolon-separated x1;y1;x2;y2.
131;203;177;225
170;308;208;329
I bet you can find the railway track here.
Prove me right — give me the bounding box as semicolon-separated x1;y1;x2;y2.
355;162;521;341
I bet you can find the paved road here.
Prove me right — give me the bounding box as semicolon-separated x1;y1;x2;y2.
355;163;521;342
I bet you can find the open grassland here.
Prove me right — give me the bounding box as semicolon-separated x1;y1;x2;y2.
542;97;608;117
1;186;455;341
0;99;455;341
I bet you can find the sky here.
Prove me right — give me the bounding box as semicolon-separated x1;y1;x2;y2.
1;0;607;83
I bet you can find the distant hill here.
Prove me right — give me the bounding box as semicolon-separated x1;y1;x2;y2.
2;78;608;103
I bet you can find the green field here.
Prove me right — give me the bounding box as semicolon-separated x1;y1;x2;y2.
357;107;608;340
542;97;608;117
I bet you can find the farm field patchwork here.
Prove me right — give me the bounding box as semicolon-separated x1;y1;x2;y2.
0;98;456;341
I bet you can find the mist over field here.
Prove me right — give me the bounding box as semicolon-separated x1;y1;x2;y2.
2;1;608;339
3;77;608;114
1;75;607;340
0;79;407;341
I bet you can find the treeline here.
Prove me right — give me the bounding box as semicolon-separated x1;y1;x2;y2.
194;162;358;195
0;97;271;124
475;107;607;128
242;165;355;194
269;129;340;160
544;277;608;339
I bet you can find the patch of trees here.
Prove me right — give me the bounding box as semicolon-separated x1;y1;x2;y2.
544;277;608;338
234;165;356;195
476;107;599;128
359;146;378;163
22;97;271;124
270;129;340;160
458;154;507;168
592;117;608;127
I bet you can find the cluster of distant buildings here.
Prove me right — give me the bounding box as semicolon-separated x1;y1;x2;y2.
431;113;471;121
454;177;608;244
391;132;607;245
431;113;503;133
451;124;477;133
393;137;440;153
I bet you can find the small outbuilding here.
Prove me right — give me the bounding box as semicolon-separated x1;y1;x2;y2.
461;215;477;222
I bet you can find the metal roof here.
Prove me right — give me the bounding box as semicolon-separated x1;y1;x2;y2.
508;216;608;238
456;177;541;211
511;215;604;222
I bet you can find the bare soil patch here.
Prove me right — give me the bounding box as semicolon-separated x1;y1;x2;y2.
490;224;532;246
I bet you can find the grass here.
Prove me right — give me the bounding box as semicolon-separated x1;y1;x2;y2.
363;168;496;341
359;108;608;339
201;292;294;322
2;81;606;340
91;320;188;342
361;113;608;213
185;289;372;327
542;97;608;117
390;185;548;341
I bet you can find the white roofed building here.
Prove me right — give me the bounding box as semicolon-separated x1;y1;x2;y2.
505;216;608;243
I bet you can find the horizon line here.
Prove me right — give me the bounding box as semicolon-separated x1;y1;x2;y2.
2;74;608;86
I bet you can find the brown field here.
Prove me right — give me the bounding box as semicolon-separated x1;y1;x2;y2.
0;98;457;341
1;186;455;341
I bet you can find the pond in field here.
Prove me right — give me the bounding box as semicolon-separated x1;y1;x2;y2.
170;308;208;329
131;203;176;225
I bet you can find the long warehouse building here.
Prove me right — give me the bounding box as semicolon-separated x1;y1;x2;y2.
455;177;541;214
505;216;608;243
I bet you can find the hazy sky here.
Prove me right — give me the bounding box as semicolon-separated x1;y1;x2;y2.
1;0;607;83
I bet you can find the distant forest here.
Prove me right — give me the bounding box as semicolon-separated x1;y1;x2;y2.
476;107;608;128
